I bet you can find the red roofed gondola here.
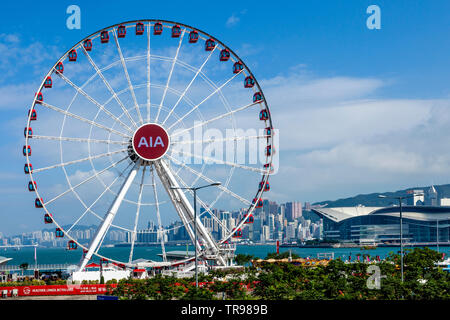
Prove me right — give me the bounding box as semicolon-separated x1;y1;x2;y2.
253;92;263;103
44;76;52;88
189;30;199;43
263;163;274;173
55;228;64;238
233;61;244;74
28;181;37;192
83;39;92;51
264;127;272;136
172;25;181;38
35;197;43;208
153;22;163;35
205;38;215;51
67;240;77;250
117;25;126;38
100;30;109;43
68;49;77;62
24;163;33;174
35;92;43;104
44;213;53;224
24;127;33;138
244;76;255;88
244;214;254;224
265;145;274;156
55;62;64;74
259;181;270;192
259;109;269;121
220;49;230;61
29;109;37;121
136;22;145;35
252;198;263;208
232;228;243;238
23;145;31;156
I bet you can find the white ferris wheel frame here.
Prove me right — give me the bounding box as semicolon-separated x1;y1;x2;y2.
24;19;275;271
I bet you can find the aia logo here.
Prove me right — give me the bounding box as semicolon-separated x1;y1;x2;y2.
132;124;170;161
137;136;165;148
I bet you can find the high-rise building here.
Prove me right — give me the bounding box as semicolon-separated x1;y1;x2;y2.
426;185;438;206
285;202;302;221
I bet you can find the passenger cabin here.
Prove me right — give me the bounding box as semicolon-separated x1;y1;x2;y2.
219;49;230;61
253;92;263;103
244;76;255;88
205;38;215;51
67;240;77;250
259;109;269;121
153;22;163;35
189;30;199;43
35;198;43;208
23;145;31;156
117;25;126;38
263;163;274;173
29;109;37;121
265;127;272;136
252;198;263;208
44;213;53;224
28;181;37;192
24;127;33;138
55;228;64;238
24;163;33;174
100;31;109;43
44;76;52;88
36;92;43;104
233;61;244;74
259;181;270;192
55;62;64;74
172;25;181;37
266;145;273;156
232;228;243;238
244;214;254;224
83;39;93;51
68;49;77;62
136;22;145;35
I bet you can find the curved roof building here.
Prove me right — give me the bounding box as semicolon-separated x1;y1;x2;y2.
312;206;450;245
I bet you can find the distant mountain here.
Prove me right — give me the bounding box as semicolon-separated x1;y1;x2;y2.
312;184;450;208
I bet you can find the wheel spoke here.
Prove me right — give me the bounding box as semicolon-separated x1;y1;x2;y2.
45;156;128;206
129;165;147;264
146;22;151;123
32;135;128;145
112;28;144;125
150;164;167;262
33;148;127;174
167;69;244;131
171;149;267;174
154;29;186;123
81;46;139;129
171;102;258;137
40;101;131;139
161;46;217;126
167;154;251;205
65;161;134;235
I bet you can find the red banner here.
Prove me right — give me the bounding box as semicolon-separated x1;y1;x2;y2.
0;284;117;297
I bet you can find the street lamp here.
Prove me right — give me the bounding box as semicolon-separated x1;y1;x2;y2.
170;182;221;287
378;192;423;282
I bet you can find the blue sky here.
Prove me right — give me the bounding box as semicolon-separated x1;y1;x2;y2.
0;0;449;236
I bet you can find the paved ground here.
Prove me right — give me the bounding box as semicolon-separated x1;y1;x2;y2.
3;295;98;300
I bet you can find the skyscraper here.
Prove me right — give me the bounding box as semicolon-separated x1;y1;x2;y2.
285;202;302;221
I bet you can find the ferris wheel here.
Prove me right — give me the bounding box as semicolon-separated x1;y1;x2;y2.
23;20;275;270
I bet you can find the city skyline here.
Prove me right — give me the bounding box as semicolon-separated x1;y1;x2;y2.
1;1;450;236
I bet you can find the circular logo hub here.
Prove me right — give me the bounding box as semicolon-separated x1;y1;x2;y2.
132;123;170;161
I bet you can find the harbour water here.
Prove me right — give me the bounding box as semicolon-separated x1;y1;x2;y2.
1;244;448;267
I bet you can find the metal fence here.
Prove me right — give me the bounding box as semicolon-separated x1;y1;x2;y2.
0;264;73;272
